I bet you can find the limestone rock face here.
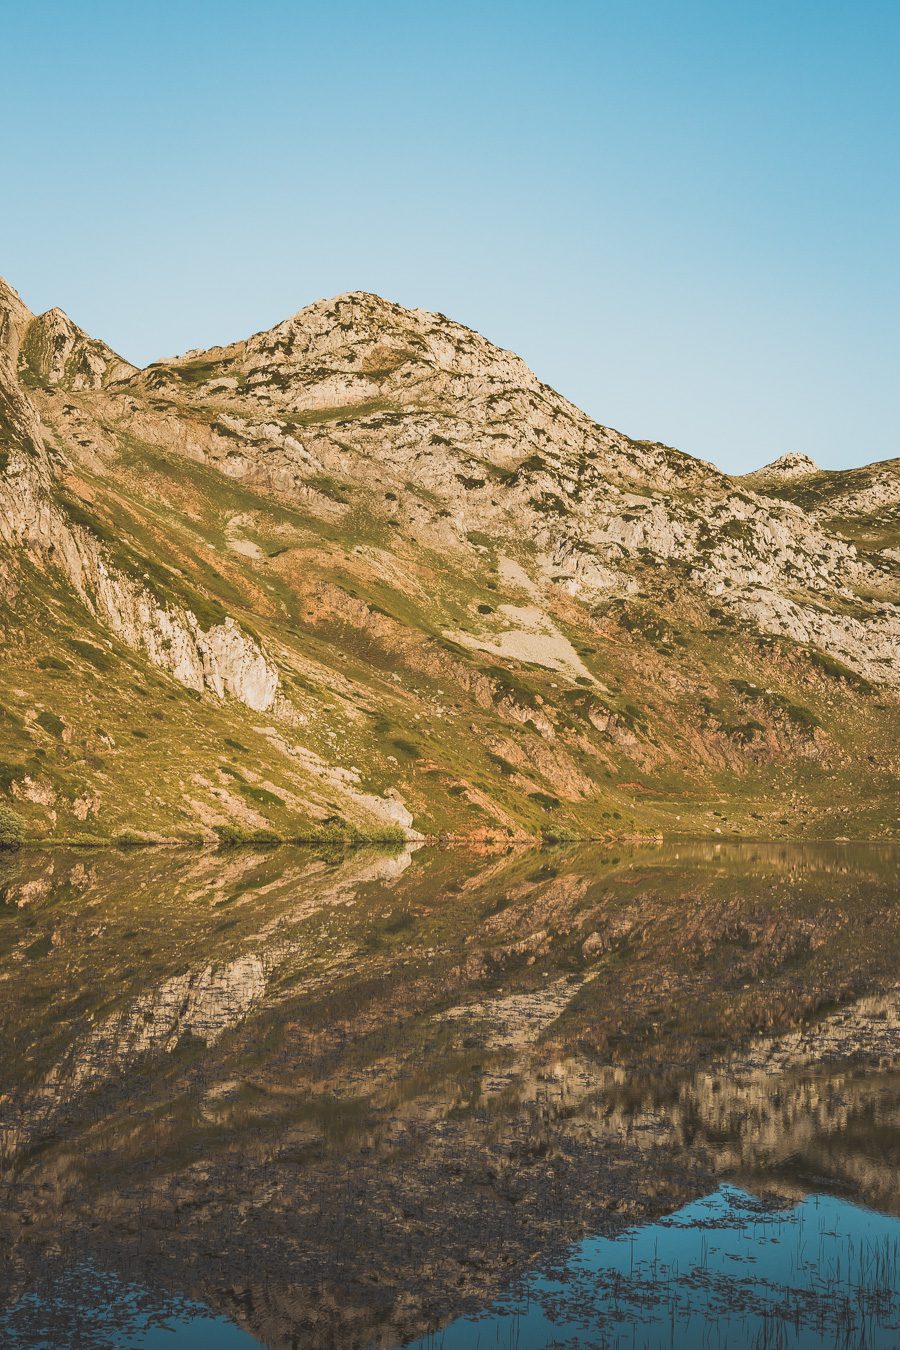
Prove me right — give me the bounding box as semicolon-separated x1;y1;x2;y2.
0;332;282;716
198;617;280;711
19;306;137;390
0;279;32;363
0;279;136;389
0;474;283;713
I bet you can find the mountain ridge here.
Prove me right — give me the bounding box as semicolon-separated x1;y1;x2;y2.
4;275;894;479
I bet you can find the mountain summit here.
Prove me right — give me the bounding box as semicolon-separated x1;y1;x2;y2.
744;451;819;482
0;279;136;390
0;279;897;843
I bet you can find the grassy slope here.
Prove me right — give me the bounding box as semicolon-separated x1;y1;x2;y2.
2;415;896;844
0;332;896;844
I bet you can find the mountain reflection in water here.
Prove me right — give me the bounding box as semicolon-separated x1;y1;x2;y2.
0;840;897;1348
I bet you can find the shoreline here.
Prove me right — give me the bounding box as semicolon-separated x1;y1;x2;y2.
2;830;896;854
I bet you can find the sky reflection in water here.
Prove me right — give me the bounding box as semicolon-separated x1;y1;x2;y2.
5;1187;900;1348
407;1186;900;1349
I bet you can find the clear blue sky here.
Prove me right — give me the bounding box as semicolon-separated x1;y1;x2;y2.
2;0;897;473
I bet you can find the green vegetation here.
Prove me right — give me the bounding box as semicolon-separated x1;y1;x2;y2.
390;738;421;760
67;639;113;671
540;824;581;844
239;784;285;808
35;710;64;738
0;804;25;849
809;649;874;692
529;791;562;811
289;822;407;848
169;358;228;385
113;831;158;848
212;821;408;851
307;475;350;504
213;824;281;849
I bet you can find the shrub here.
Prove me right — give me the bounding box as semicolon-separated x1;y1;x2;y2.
0;762;24;792
239;784;285;807
288;821;408;849
540;825;580;844
67;639;112;671
486;751;516;777
114;831;155;848
289;820;351;846
364;824;408;847
213;824;281;849
529;791;561;811
0;804;26;850
391;738;421;759
36;710;64;738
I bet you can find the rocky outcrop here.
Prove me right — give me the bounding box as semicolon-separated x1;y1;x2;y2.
745;451;819;482
0;279;136;390
0;279;32;365
0;344;286;716
18;305;136;390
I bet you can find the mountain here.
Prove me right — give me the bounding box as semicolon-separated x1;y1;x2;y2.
0;278;897;843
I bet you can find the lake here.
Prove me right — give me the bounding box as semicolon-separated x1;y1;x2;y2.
1;840;897;1348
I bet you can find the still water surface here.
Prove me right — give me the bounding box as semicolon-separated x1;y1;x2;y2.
1;840;897;1347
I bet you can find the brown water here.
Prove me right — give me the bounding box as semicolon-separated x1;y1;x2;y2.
0;840;898;1347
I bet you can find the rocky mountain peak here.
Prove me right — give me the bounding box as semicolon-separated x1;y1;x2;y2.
751;452;820;481
0;277;34;365
234;289;538;398
18;304;137;391
0;278;137;392
136;288;643;493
